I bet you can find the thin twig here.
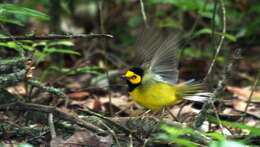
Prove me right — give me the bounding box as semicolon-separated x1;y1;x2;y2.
96;119;122;147
0;34;113;42
48;113;56;138
206;0;226;133
242;72;260;122
129;134;133;147
195;0;226;128
210;0;218;51
209;100;224;135
139;0;148;27
205;0;226;78
194;48;238;128
177;101;188;122
165;107;178;121
98;1;105;33
97;0;114;116
79;108;143;143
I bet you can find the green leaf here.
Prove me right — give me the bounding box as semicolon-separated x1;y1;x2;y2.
0;34;7;38
33;42;47;47
48;41;75;46
50;66;71;73
0;16;24;26
194;28;212;36
148;0;203;11
250;5;260;13
158;125;198;147
203;132;226;141
7;42;19;48
0;4;49;21
17;143;33;147
199;11;213;18
194;28;237;42
173;138;198;147
34;50;47;61
209;118;260;134
128;16;142;28
214;32;237;42
0;42;10;48
0;42;21;52
161;125;193;137
159;18;182;29
45;48;81;55
22;44;33;51
245;18;260;37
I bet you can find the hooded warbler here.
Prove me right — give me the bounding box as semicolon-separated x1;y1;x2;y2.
121;32;211;111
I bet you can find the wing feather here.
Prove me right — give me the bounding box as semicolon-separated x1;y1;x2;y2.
148;34;180;85
134;29;164;66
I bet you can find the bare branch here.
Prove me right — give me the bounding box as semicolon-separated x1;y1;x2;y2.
205;0;226;78
139;0;148;27
0;101;107;135
0;34;113;42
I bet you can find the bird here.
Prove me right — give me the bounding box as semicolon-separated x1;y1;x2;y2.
121;31;211;111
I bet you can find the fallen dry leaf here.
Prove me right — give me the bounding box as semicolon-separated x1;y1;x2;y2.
93;97;102;111
50;136;65;147
65;131;113;147
68;91;90;100
227;86;260;103
70;93;130;113
222;108;241;116
6;83;26;97
233;100;260;119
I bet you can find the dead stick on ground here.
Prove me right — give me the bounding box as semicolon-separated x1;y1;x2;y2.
0;101;107;135
48;113;56;138
79;108;143;143
0;34;113;41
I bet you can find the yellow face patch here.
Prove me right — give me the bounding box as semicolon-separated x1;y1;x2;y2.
125;71;142;84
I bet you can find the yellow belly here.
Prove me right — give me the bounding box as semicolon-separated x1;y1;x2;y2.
129;82;180;110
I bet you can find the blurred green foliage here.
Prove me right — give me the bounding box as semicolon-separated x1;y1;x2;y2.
209;117;260;145
40;65;102;81
32;40;80;62
158;125;197;147
0;38;80;61
0;3;49;26
158;118;260;147
148;0;204;11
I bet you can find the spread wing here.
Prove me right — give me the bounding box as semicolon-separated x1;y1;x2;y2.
148;34;180;85
134;29;164;67
133;29;180;85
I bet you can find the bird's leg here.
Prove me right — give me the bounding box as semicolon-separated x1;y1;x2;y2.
140;109;151;115
138;109;152;119
165;107;179;121
156;108;166;120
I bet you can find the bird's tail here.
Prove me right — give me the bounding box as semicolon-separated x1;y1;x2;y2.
176;81;211;103
183;92;212;102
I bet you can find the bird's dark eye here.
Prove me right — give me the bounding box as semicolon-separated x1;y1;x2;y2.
131;76;137;79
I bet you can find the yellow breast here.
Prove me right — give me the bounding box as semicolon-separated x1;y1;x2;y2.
129;82;180;110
